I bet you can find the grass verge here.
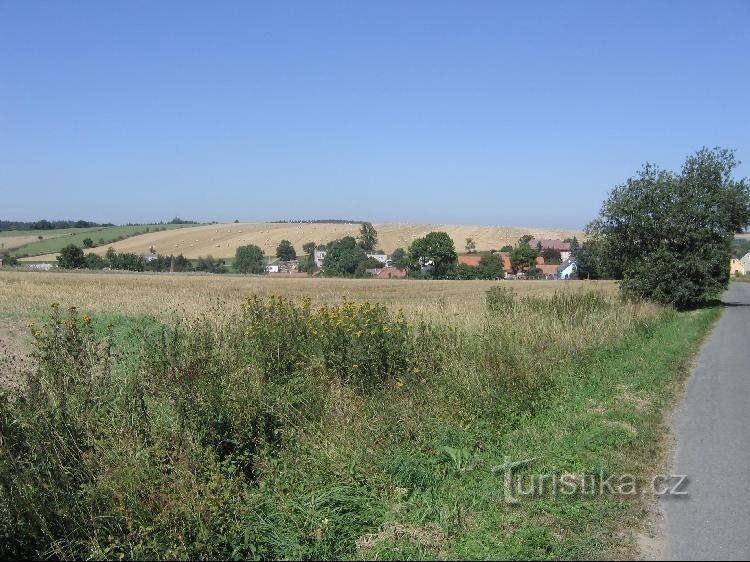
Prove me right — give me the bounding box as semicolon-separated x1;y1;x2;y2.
0;294;719;560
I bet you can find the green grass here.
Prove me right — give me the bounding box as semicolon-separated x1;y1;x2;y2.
7;224;195;257
0;294;720;560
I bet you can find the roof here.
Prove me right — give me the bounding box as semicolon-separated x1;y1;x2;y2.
529;238;571;251
498;252;512;273
375;267;407;279
267;271;317;278
458;255;482;267
537;264;559;275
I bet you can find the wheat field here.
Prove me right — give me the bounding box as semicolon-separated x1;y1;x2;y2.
23;222;582;261
0;270;616;324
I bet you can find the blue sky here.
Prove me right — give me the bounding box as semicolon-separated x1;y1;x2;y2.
1;0;748;228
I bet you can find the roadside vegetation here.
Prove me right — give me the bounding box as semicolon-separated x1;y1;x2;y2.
0;287;719;559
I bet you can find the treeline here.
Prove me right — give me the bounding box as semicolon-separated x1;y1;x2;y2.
54;244;226;273
0;219;114;232
1;217;200;232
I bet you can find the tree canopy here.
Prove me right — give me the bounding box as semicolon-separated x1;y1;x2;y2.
408;232;457;279
357;222;378;251
276;240;297;261
322;236;376;277
588;147;749;309
235;244;265;274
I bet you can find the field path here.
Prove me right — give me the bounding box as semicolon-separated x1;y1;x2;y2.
658;282;750;560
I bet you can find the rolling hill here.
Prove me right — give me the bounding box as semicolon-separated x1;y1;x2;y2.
23;222;583;261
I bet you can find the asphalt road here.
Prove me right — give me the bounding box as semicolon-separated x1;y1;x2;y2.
659;282;750;560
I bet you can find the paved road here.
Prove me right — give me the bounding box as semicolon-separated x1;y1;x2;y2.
659;282;750;560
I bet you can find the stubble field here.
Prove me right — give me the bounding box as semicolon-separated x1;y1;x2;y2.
0;270;616;322
23;222;583;261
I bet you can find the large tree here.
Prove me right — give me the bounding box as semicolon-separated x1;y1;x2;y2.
57;244;85;269
323;236;373;277
588;147;749;309
408;232;457;279
509;245;537;273
235;244;265;274
276;239;297;261
358;222;378;251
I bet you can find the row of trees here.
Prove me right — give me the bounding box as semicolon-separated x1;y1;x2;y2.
55;245;208;273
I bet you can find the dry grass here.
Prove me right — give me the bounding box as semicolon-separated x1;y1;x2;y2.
0;235;48;251
0;270;616;324
23;222;583;261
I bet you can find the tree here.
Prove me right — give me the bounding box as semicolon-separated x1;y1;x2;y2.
518;234;533;247
465;237;476;254
575;239;610;280
276;240;296;261
195;255;226;274
500;244;513;252
1;254;19;267
569;236;580;258
57;244;85;269
303;242;316;259
82;238;95;248
509;245;537;273
235;244;265;274
391;247;407;269
540;248;562;265
84;252;105;269
476;254;505;279
322;236;370;277
408;232;457;279
358;222;378;251
588;147;749;309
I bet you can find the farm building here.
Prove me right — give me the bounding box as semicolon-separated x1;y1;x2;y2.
730;258;746;276
458;255;482;267
528;239;573;262
558;260;578;279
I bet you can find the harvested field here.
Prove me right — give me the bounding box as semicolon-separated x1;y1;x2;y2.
0;270;616;324
23;222;583;261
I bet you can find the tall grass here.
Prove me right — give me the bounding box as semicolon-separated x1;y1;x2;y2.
1;289;664;559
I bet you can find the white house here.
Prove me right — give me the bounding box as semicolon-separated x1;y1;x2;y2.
740;252;750;273
29;263;54;271
730;257;746;276
265;264;280;273
367;253;388;265
558;260;577;279
314;250;327;268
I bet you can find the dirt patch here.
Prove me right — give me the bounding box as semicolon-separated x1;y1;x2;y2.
355;523;445;555
0;319;32;391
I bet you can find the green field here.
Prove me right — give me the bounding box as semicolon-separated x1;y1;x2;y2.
4;224;195;257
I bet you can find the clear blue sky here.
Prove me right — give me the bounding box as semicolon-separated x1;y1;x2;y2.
1;0;748;228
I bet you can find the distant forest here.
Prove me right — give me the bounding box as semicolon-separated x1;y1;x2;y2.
0;217;198;232
0;219;114;232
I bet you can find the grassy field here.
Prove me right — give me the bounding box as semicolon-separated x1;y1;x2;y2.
24;222;583;261
7;224;195;258
0;271;718;560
